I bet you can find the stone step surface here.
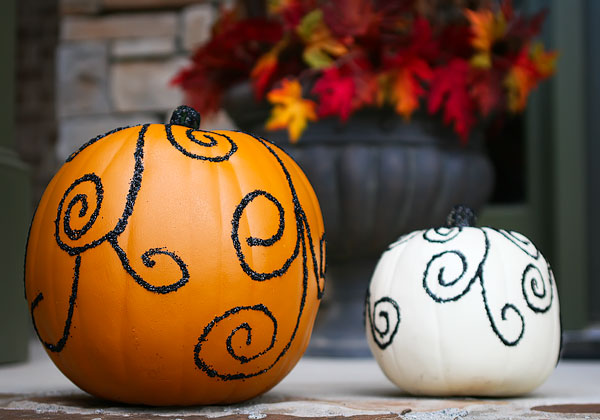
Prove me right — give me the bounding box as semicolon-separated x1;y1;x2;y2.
1;340;599;419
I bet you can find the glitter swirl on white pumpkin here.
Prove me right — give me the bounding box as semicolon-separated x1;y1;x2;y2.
370;205;555;349
365;292;400;350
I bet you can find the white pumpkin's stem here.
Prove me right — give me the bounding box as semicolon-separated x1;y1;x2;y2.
445;205;477;228
170;105;201;129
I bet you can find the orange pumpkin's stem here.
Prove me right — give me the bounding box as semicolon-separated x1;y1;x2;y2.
170;105;201;129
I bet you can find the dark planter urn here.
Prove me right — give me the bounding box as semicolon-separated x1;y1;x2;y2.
223;83;494;356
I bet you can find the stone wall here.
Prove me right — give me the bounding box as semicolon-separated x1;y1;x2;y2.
16;0;59;204
55;0;233;164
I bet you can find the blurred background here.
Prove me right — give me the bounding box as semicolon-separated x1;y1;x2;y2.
1;0;598;363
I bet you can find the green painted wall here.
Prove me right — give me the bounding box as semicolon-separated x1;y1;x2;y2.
0;0;31;364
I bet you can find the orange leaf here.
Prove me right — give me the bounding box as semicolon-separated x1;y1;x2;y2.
505;44;557;112
531;42;558;77
251;39;288;99
265;79;317;142
251;53;278;99
389;58;433;119
465;8;506;68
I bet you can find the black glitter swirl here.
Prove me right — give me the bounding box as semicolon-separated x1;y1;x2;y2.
59;174;103;242
110;241;190;294
165;125;237;162
195;304;278;378
31;255;81;353
365;291;400;350
423;250;475;302
232;190;294;281
194;132;324;380
482;298;525;346
522;263;553;313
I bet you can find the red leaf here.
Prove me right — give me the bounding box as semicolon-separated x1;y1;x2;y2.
501;0;514;21
382;17;438;68
438;24;472;60
470;69;504;116
410;17;438;60
311;66;356;122
427;58;475;142
348;56;378;109
251;54;278;100
172;66;224;116
506;8;547;41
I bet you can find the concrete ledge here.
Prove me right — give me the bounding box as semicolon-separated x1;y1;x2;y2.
1;341;599;419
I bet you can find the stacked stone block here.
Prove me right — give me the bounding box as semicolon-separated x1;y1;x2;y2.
56;0;232;164
15;0;59;204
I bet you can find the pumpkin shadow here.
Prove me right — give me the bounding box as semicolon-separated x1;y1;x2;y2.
22;392;306;414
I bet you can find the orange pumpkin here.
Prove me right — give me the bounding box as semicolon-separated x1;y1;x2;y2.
24;106;326;406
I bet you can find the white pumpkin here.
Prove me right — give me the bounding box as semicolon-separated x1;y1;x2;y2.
365;206;561;397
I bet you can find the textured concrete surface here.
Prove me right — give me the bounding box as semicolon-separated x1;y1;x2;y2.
0;341;599;419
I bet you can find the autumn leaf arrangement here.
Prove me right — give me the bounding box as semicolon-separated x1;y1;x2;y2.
173;0;556;143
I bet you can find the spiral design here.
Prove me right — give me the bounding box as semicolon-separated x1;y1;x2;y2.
366;293;401;349
482;298;525;347
31;255;81;353
231;190;298;281
55;173;105;254
522;263;553;313
110;241;190;294
194;304;278;379
423;227;462;243
423;250;476;302
165;125;237;162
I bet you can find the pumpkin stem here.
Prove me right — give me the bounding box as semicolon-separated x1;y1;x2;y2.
446;205;477;228
170;105;201;129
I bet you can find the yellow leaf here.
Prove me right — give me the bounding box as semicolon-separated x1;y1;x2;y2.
265;79;317;142
470;52;492;69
